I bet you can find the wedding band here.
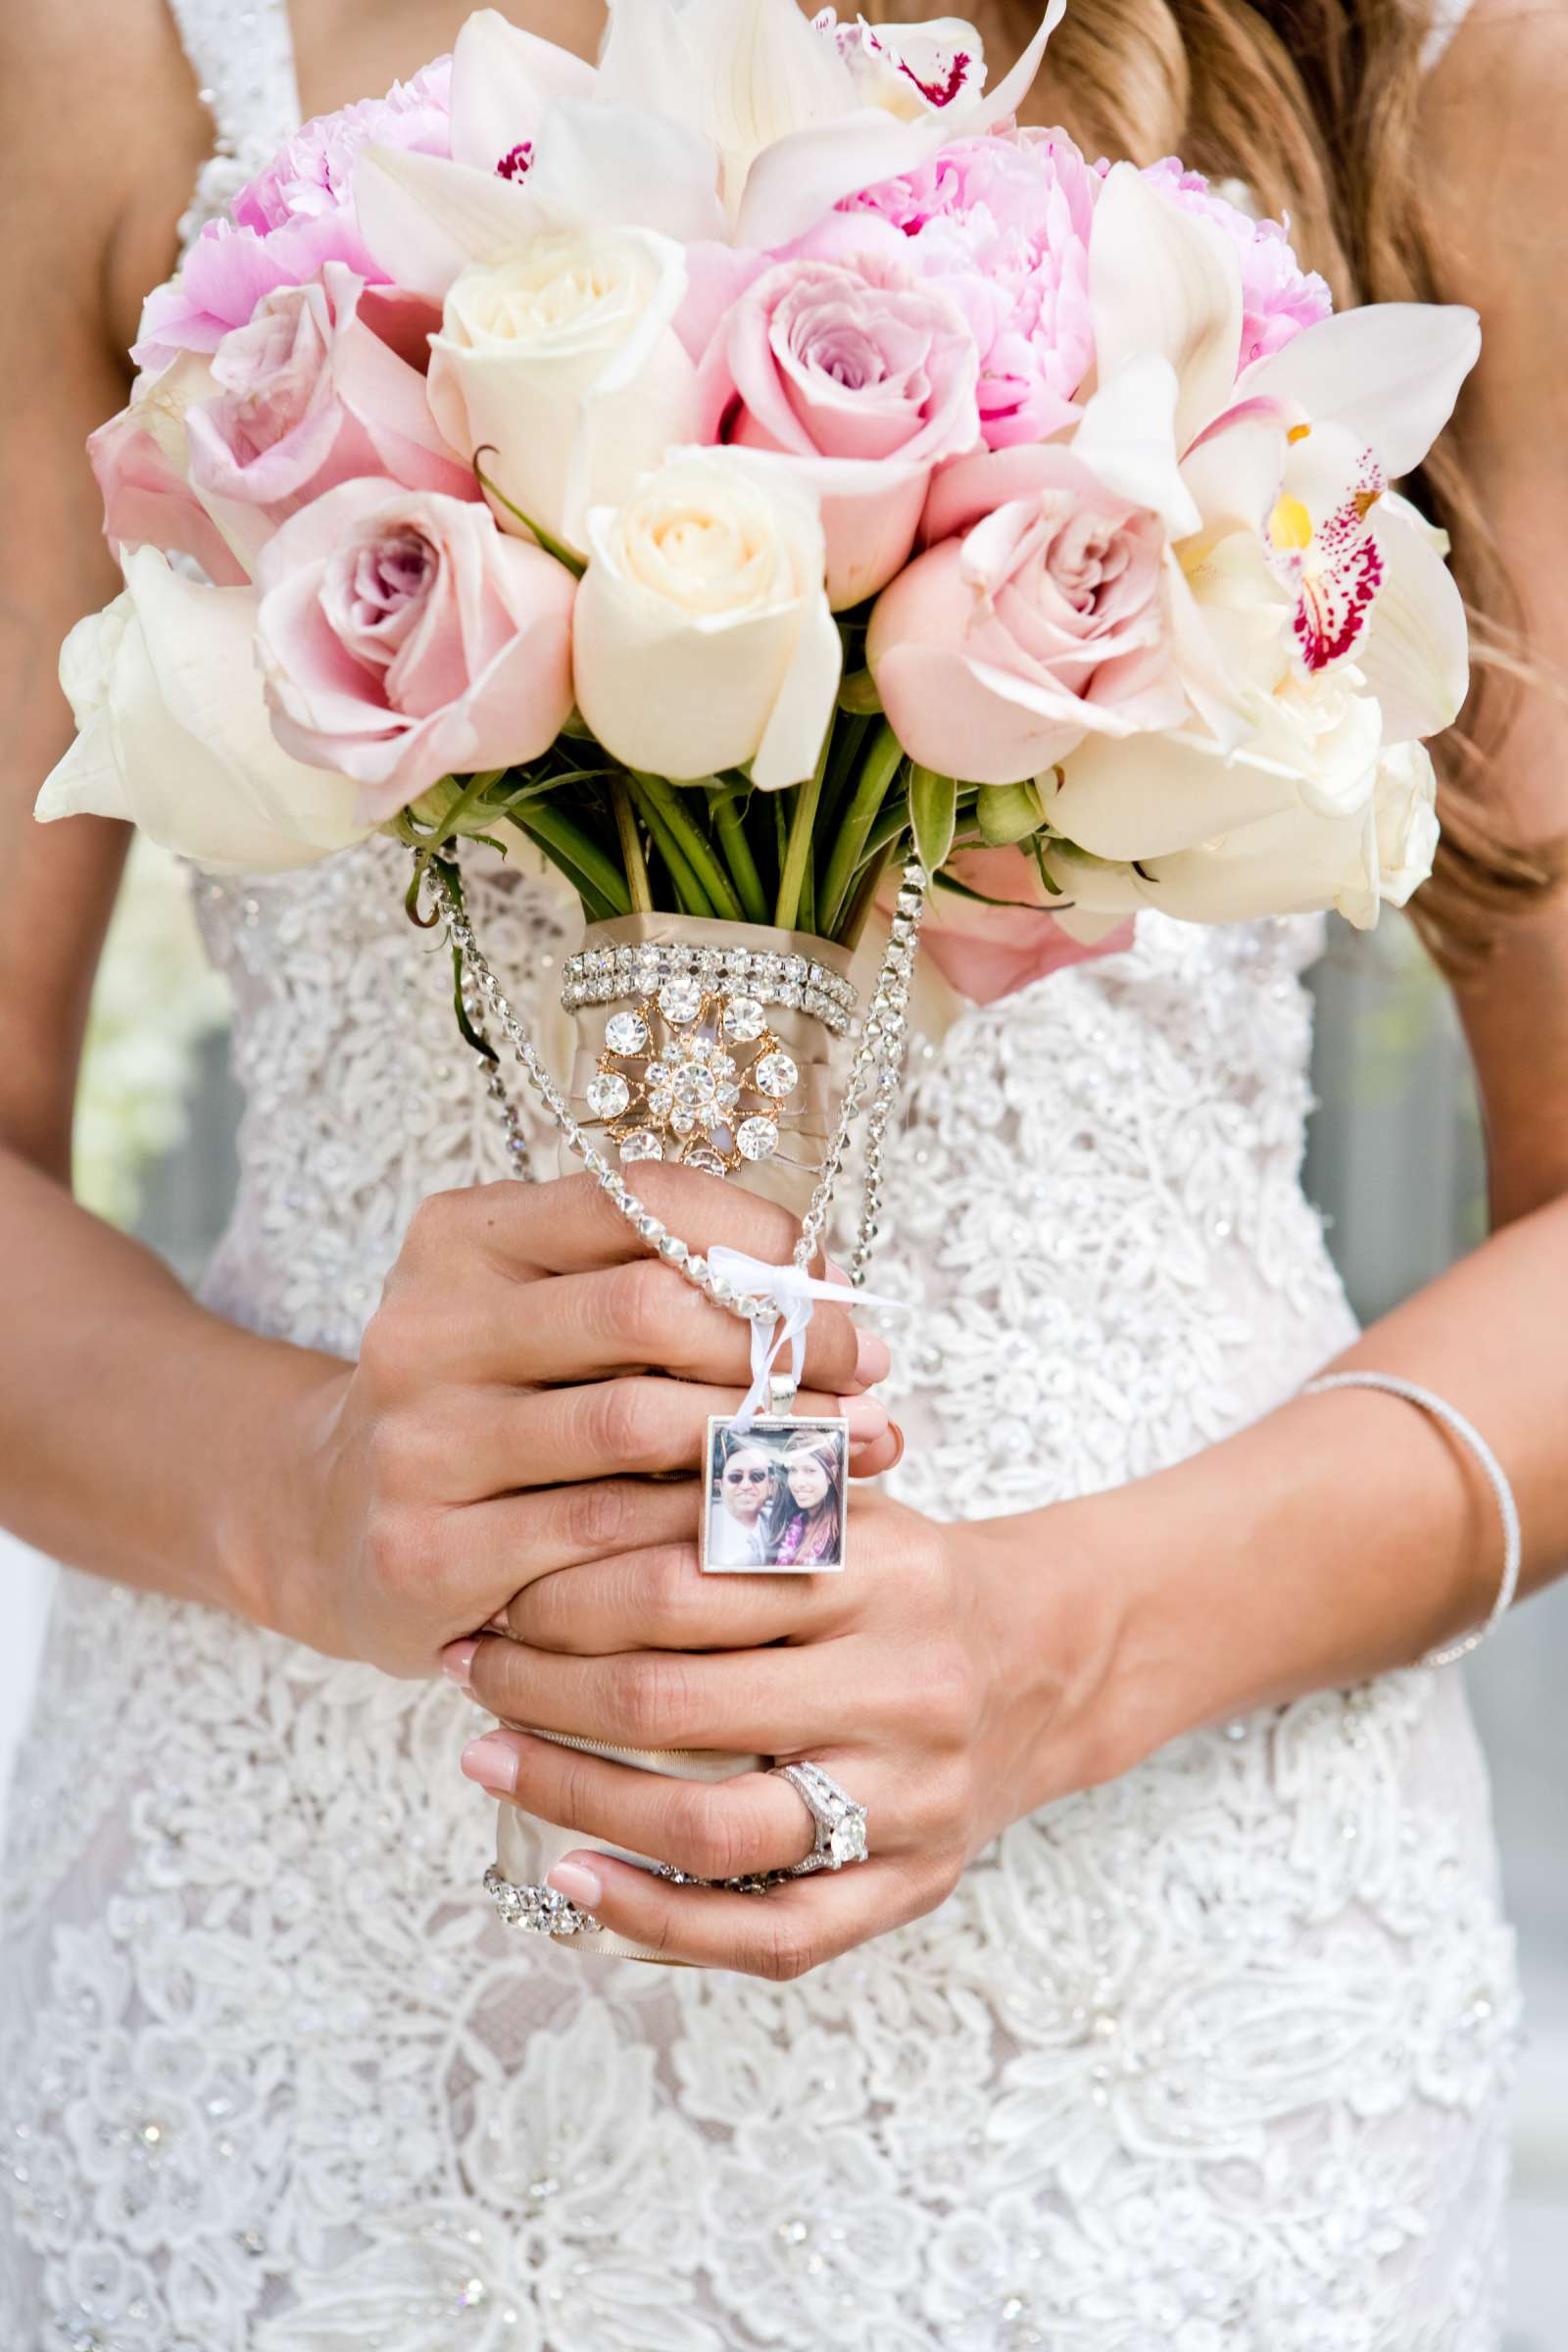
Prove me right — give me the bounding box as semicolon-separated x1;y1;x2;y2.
771;1761;870;1874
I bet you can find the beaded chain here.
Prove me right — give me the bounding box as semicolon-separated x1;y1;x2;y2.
431;858;929;1313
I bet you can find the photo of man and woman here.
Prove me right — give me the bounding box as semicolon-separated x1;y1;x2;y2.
701;1418;850;1574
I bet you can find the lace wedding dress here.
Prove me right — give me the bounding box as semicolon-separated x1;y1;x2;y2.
0;4;1518;2347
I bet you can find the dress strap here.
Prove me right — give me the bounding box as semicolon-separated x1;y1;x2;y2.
166;0;302;169
1421;0;1474;73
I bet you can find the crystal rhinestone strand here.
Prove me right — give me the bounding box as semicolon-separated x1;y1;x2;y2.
563;940;857;1038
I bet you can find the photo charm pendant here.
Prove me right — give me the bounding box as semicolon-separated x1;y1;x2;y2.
701;1411;852;1575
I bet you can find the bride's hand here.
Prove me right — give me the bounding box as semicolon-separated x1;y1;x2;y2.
447;1485;1135;1978
263;1169;896;1677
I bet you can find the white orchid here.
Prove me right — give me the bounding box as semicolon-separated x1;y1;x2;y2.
1092;166;1477;731
354;0;1065;296
1031;165;1479;906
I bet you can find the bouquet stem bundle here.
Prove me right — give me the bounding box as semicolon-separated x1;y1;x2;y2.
397;701;920;956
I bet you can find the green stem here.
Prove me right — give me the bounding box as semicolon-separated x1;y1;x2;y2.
818;720;906;939
774;729;833;933
705;782;769;925
510;803;630;920
633;773;745;922
842;840;897;951
471;450;586;577
612;778;654;914
625;777;714;917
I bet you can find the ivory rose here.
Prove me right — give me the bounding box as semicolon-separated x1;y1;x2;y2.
255;478;576;808
867;422;1189;784
181;265;475;567
700;250;980;608
571;449;841;790
427;226;701;557
35;547;370;873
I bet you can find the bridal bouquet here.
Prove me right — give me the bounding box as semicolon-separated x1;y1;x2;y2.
42;0;1476;989
37;0;1480;1944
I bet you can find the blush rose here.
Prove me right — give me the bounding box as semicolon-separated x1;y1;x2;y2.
867;440;1186;784
699;249;980;608
255;478;576;811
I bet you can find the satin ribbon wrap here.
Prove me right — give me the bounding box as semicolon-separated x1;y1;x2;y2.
561;911;858;1215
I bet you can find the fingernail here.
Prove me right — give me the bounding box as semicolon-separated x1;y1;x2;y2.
885;1419;906;1470
442;1639;479;1691
854;1327;892;1386
461;1732;518;1793
824;1257;852;1289
548;1855;604;1908
842;1392;891;1442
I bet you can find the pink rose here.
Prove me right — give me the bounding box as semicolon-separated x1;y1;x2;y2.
133;63;452;369
182;264;473;566
1142;158;1332;371
698;250;979;609
845;129;1097;448
866;442;1185;783
255;479;575;812
89;357;252;588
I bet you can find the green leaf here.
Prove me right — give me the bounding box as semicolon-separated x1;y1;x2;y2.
932;861;1074;913
975;779;1045;847
907;764;958;876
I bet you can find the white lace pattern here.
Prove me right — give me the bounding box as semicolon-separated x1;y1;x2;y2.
0;844;1518;2350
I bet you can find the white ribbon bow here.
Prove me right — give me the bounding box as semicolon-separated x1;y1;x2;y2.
708;1246;906;1430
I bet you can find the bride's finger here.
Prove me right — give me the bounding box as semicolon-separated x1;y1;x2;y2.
429;1377;889;1502
446;1257;886;1397
539;1849;945;1980
396;1166;819;1289
457;1626;854;1754
459;1733;910;1882
502;1538;857;1655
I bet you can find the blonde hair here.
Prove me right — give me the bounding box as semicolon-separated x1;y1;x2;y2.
868;0;1563;964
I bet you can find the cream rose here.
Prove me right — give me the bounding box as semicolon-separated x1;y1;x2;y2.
571;449;841;790
36;546;370;873
427;226;701;557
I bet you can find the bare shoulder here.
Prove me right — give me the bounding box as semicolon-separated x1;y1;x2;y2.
0;0;210;350
1419;1;1567;305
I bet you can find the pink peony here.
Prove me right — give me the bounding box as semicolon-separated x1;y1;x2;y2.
255;478;576;812
699;250;980;608
183;264;474;567
133;64;452;370
1142;157;1333;371
845;129;1097;449
867;440;1186;783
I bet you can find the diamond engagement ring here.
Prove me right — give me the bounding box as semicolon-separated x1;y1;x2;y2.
772;1761;870;1874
